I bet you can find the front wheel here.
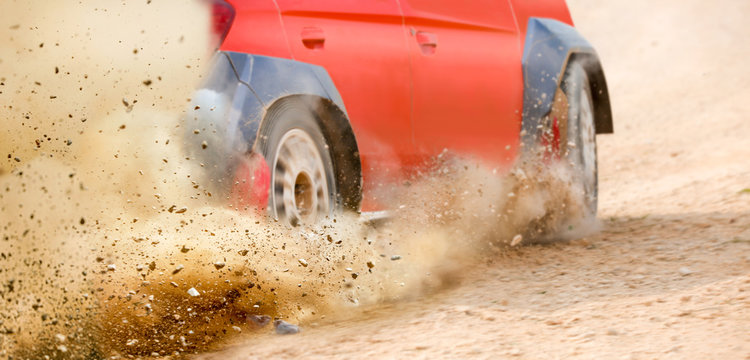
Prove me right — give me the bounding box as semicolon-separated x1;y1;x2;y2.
257;99;337;227
562;62;598;217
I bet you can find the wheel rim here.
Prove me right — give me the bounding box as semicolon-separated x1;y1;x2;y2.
271;128;331;226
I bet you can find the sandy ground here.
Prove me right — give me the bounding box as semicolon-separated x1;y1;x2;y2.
195;0;750;358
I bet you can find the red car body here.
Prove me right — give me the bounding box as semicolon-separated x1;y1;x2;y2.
188;0;612;220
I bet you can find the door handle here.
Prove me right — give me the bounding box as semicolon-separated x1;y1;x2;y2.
301;27;325;50
415;31;437;55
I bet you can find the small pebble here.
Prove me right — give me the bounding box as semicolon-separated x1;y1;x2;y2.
678;267;693;276
187;287;200;297
390;255;401;261
274;319;300;335
248;315;271;328
214;261;226;270
298;259;308;267
172;264;184;274
510;234;523;247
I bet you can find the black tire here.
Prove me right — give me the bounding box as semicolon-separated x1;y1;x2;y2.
562;62;598;217
257;98;338;226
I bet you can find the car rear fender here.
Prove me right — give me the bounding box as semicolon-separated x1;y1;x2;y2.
520;17;613;149
206;51;362;210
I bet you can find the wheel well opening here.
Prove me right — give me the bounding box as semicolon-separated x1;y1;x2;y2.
567;53;614;135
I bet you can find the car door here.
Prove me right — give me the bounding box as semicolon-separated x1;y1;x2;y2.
275;0;412;210
400;0;524;166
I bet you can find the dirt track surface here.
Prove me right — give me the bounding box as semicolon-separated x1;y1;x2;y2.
197;0;750;359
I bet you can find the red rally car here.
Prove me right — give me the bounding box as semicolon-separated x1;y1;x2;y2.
184;0;613;227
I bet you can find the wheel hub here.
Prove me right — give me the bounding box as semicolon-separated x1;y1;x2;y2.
271;128;330;226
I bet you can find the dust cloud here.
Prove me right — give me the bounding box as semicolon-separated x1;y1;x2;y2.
0;1;594;358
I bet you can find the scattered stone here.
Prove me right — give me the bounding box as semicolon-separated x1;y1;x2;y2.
187;287;200;297
106;264;116;272
351;272;359;279
390;255;402;261
55;334;66;342
366;261;375;269
606;329;619;336
298;259;308;267
201;140;208;149
214;261;226;270
678;267;693;276
248;315;271;328
174;207;188;214
508;348;522;356
274;319;300;335
172;264;184;274
510;234;523;247
232;326;242;332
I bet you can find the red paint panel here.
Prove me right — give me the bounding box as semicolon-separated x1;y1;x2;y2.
221;0;291;59
401;0;524;168
231;153;271;215
275;0;412;211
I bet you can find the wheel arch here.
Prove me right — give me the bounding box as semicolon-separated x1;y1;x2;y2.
520;18;613;149
220;51;362;211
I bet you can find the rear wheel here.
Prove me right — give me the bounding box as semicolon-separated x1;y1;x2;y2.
257;99;337;226
562;62;598;217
